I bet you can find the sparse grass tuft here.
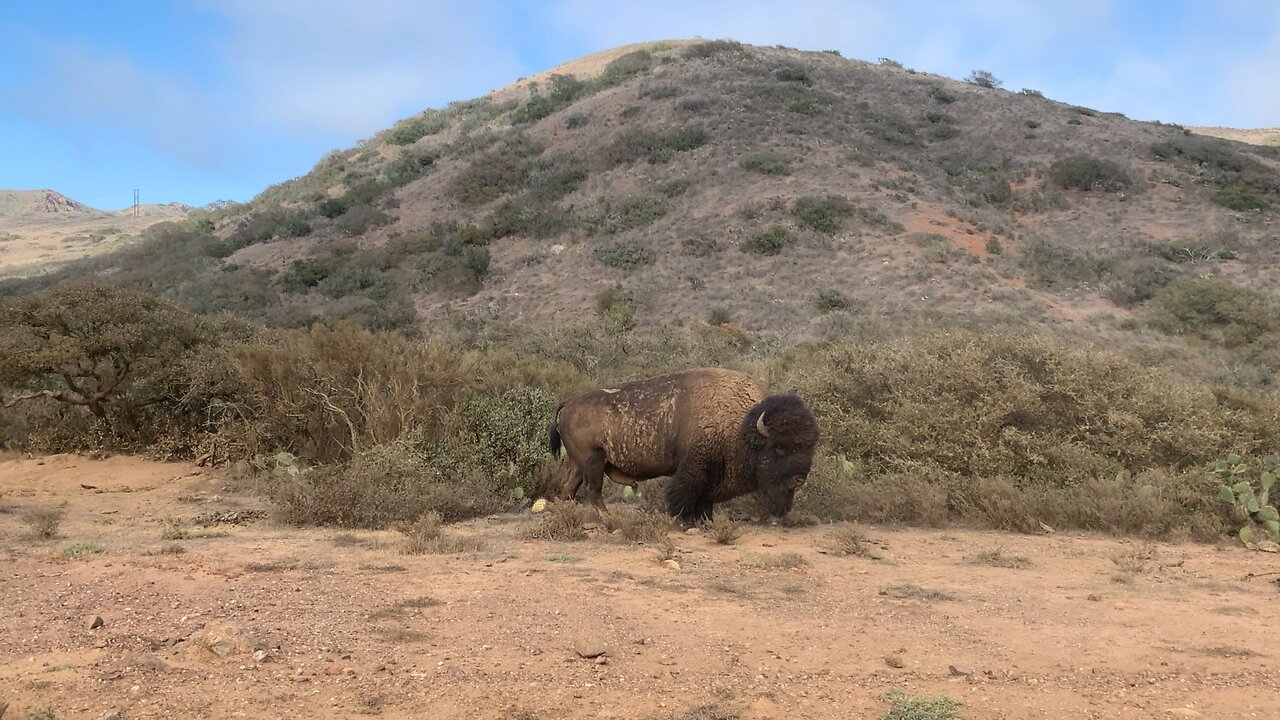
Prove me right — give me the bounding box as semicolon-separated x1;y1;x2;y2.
881;690;961;720
160;520;190;540
741;552;807;569
881;583;954;601
60;542;105;559
968;547;1032;569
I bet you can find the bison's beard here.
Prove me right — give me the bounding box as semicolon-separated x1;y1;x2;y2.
759;482;796;518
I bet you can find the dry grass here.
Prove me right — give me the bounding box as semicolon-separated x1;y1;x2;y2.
524;501;589;541
60;542;105;559
740;552;808;569
395;511;486;554
705;515;744;544
968;547;1033;569
603;506;672;544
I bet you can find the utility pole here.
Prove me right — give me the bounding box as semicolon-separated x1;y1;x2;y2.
132;189;140;217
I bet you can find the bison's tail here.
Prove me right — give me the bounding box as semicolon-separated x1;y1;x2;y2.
548;405;564;457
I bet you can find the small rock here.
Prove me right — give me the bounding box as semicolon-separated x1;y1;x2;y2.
661;559;681;570
1114;601;1126;610
1086;594;1102;602
1038;521;1056;534
96;711;121;720
574;636;608;659
119;652;169;672
684;527;702;535
948;664;973;676
884;655;905;668
1256;541;1280;553
1166;709;1202;718
252;650;271;663
594;656;609;665
0;697;8;719
197;620;257;658
86;615;105;630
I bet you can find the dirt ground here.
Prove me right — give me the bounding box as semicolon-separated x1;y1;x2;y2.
2;453;1278;720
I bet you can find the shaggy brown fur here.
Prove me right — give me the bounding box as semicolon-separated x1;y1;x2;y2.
549;368;819;524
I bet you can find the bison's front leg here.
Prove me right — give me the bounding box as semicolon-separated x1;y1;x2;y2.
665;462;710;526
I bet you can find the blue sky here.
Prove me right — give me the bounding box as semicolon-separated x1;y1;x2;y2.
2;1;1278;211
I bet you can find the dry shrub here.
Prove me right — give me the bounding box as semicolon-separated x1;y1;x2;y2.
23;507;63;539
229;322;482;464
705;515;744;544
604;506;672;544
784;330;1277;486
524;500;588;541
827;523;875;557
269;443;507;528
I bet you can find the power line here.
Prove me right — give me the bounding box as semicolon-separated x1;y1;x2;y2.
132;189;139;217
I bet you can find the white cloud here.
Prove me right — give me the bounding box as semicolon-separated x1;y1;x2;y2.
208;0;530;139
19;43;221;166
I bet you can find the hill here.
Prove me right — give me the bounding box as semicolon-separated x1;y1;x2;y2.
5;39;1280;385
0;189;190;279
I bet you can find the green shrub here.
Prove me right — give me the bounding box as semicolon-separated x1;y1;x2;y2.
707;307;732;325
485;198;574;239
386;111;447;145
593;240;656;270
1150;278;1274;347
447;135;543;206
743;225;793;255
927;86;956;104
774;62;814;86
1019;88;1045;98
586;195;667;234
598;50;653;87
596;126;708;168
658;178;692;198
1103;256;1179;307
458;386;558;493
565;113;590;129
1049;155;1133;192
640;84;680;99
682;40;746;60
816;288;853;312
1024;119;1040;128
1018;238;1108;289
740;151;791;175
792;194;853;234
1216;184;1271;211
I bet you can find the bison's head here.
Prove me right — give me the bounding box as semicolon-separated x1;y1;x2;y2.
741;394;820;517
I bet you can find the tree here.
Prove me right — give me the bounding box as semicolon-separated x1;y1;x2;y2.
965;70;1002;89
0;283;214;421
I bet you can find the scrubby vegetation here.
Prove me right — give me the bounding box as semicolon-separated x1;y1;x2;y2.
5;40;1280;547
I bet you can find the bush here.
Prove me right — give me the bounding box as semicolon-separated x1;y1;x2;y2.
386;112;447;145
596;126;708;168
1150;278;1274;347
586;195;667;234
707;307;731;325
269;444;508;528
816;288;854;312
597;50;653;87
774;63;814;86
640;84;680;100
965;70;1002;89
1018;238;1108;289
782;330;1280;494
594;240;657;271
742;225;793;255
682;40;746;60
740;151;791;175
1216;184;1271;211
448;135;542;206
792;194;854;234
1049;155;1133;192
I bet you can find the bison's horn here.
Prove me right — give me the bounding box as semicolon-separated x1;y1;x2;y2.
756;411;770;437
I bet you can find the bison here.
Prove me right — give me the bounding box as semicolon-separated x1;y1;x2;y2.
548;368;819;524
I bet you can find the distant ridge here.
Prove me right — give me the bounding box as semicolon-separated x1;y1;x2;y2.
0;189;93;217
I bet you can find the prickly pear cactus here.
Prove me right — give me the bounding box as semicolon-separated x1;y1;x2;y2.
1214;454;1280;547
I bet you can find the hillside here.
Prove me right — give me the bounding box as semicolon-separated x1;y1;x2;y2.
6;39;1280;384
0;190;190;279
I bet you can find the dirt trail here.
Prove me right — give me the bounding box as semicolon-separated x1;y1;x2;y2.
2;453;1278;719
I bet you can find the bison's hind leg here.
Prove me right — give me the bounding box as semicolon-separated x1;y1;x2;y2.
560;464;585;501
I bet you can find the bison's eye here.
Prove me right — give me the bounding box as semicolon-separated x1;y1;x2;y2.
775;447;786;457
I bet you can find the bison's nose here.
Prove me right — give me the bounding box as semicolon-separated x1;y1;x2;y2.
791;476;806;489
